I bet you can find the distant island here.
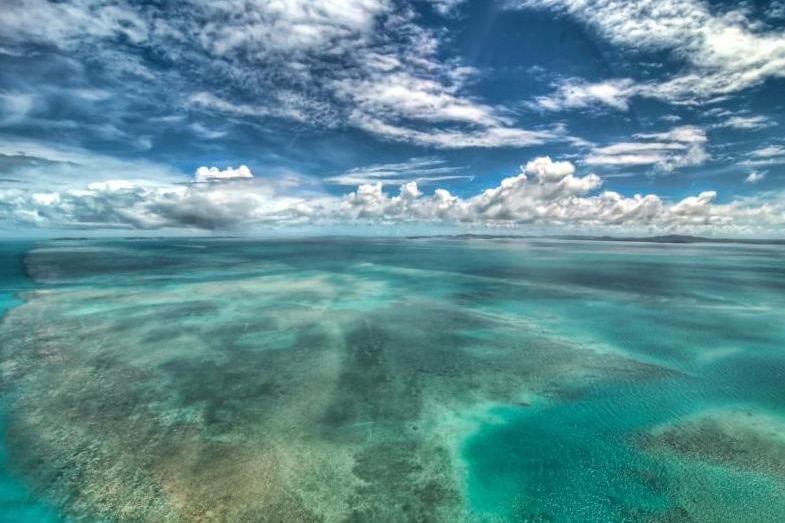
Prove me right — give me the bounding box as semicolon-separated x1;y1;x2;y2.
406;233;785;245
36;233;785;245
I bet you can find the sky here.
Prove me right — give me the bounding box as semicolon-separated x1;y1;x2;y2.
1;0;784;236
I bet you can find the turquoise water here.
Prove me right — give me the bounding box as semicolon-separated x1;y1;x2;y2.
0;242;62;522
1;238;785;521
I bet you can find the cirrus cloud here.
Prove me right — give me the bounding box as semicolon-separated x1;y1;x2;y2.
519;0;785;111
584;126;708;171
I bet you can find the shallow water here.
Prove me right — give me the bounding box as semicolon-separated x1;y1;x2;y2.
1;238;784;521
0;241;62;522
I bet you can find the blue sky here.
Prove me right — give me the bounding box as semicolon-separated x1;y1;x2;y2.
1;0;784;235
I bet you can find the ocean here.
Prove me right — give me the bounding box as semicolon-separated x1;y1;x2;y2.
1;237;784;521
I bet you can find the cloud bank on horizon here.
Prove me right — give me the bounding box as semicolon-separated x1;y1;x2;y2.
0;0;784;235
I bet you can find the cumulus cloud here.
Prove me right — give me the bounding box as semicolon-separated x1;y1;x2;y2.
194;165;254;183
584;126;708;170
328;159;781;233
0;178;312;230
3;156;784;235
333;157;603;224
522;156;577;182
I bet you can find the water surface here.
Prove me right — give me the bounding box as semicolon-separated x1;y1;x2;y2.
1;238;784;521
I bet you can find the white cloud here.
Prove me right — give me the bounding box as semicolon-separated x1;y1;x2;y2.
325;157;470;186
189;92;314;123
745;171;766;184
0;0;149;49
335;71;502;127
634;126;707;145
194;165;254;183
518;0;785;104
348;113;558;148
335;158;602;224
190;122;228;139
715;115;775;130
740;145;785;167
185;1;550;147
0;138;183;188
189;92;261;117
584;126;708;170
4;156;784;235
426;0;466;15
196;0;389;57
0;0;386;58
533;79;637;112
750;145;785;158
0;0;566;149
0;177;314;230
522;156;576;182
770;1;785;20
329;24;559;148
